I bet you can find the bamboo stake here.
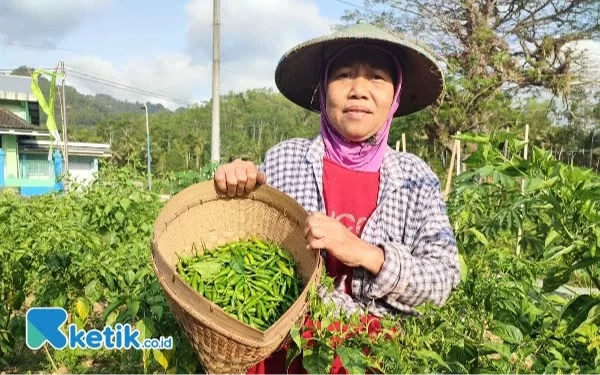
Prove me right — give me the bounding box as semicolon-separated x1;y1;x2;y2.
402;133;406;152
444;139;458;202
396;140;400;152
456;131;462;176
516;124;529;256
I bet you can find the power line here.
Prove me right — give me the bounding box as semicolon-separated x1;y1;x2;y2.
0;65;200;107
67;72;192;106
333;0;376;14
67;64;197;105
66;68;196;106
67;69;190;104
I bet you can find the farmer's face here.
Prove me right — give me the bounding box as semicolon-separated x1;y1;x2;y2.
325;46;396;142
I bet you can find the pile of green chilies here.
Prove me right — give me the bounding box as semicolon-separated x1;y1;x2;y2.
177;237;303;331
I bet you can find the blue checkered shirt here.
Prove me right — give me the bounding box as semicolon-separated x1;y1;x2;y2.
258;135;460;318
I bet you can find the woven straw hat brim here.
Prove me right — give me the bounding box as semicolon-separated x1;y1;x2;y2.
274;23;445;117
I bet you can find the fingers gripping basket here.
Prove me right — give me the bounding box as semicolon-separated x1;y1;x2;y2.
151;180;323;374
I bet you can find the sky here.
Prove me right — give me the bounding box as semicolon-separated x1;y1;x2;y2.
0;0;351;110
0;0;599;111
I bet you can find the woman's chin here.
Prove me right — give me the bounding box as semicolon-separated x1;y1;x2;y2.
331;123;377;143
341;133;372;143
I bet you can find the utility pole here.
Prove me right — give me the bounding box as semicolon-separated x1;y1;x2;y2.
591;128;597;168
61;61;69;176
210;0;221;163
142;103;152;191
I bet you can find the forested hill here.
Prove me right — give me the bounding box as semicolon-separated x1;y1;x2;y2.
10;66;170;127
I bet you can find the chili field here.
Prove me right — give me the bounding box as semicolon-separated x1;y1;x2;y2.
1;133;599;374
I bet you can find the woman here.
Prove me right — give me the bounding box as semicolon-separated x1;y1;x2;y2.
214;22;460;373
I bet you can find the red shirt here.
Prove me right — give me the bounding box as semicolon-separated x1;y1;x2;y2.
322;157;380;294
247;157;381;375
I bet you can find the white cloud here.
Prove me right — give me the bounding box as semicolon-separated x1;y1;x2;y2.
36;0;337;110
185;0;335;93
66;54;209;110
0;0;108;45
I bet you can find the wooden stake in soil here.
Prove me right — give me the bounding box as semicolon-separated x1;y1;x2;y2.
516;124;529;256
444;139;458;202
456;131;462;176
402;133;406;153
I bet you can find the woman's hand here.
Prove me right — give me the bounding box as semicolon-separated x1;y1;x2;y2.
304;212;385;275
214;159;267;197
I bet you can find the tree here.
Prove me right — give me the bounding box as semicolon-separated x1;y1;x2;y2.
342;0;600;153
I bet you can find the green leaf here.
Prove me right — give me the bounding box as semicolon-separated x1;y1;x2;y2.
74;298;90;322
527;177;559;192
290;326;302;350
303;345;334;374
447;343;478;364
336;346;367;374
119;198;131;211
570;257;600;272
575;187;600;201
493;171;515;187
477;165;496;177
102;300;124;324
231;254;245;275
153;349;169;371
416;349;452;371
115;211;125;224
151;305;164;321
490;322;523;344
455;133;489;144
105;274;115;291
560;295;600;334
11;290;25;310
106;311;119;327
127;301;140;319
481;342;511;359
467;228;489;246
135;317;155;341
542;267;571;293
459;254;469;283
72;315;85;330
545;229;560;248
84;280;99;300
53;294;67;308
544;244;575;261
190;260;222;281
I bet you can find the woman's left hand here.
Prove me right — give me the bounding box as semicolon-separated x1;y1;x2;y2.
304;212;361;267
304;212;384;274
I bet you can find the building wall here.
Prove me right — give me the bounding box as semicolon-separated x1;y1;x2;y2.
1;135;18;179
68;155;99;185
20;153;54;180
0;99;29;122
21;186;55;196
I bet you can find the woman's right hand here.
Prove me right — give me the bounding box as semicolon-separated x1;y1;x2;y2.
214;159;267;197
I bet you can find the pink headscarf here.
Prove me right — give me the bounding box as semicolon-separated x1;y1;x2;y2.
319;44;403;172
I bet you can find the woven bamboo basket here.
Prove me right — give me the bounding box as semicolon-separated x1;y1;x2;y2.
151;180;323;374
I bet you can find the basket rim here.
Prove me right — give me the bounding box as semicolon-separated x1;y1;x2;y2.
151;181;323;347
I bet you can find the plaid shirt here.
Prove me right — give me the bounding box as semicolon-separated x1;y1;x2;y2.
258;135;460;318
